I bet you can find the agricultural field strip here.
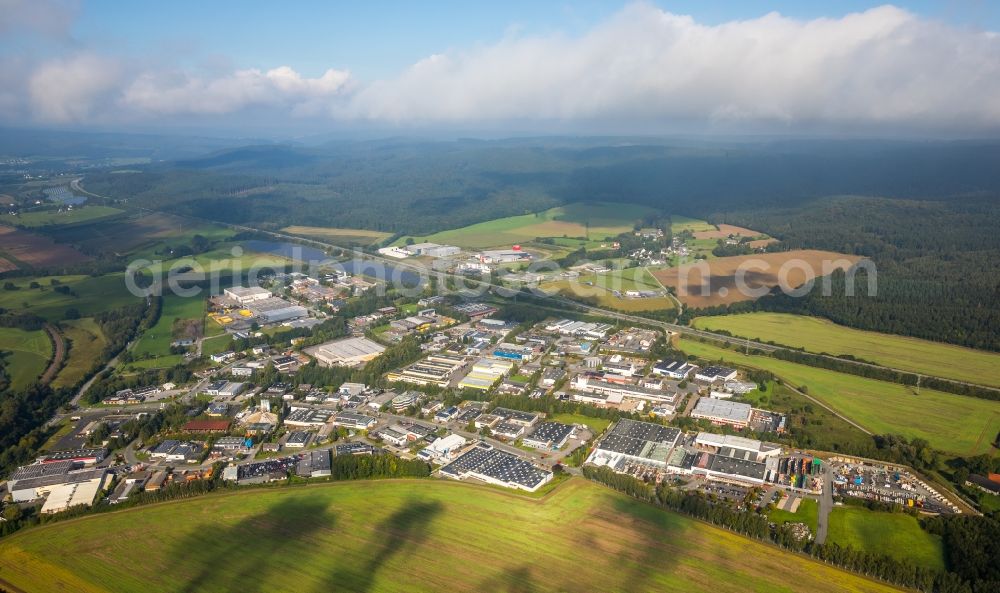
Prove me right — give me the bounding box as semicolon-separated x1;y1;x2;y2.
692;313;1000;388
0;479;905;593
394;202;656;249
678;338;1000;456
0;205;124;227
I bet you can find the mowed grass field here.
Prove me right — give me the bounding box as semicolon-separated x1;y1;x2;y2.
542;266;676;312
692;313;1000;388
652;250;863;308
282;225;392;246
161;245;292;274
0;205;123;227
52;318;108;389
131;294;206;368
397;202;656;249
0;479;905;593
550;413;612;433
827;507;945;571
670;215;717;234
0;327;52;390
768;498;819;532
0;274;140;321
692;223;767;240
742;382;875;454
679;339;1000;456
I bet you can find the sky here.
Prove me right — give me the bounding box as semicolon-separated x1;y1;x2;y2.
1;0;999;138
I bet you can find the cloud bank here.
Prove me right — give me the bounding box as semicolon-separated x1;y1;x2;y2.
2;2;1000;134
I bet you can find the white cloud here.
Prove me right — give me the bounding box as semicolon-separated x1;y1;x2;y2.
338;3;1000;131
28;53;123;123
121;66;351;116
4;3;1000;133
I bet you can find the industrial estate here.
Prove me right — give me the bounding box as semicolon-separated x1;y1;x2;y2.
2;4;1000;592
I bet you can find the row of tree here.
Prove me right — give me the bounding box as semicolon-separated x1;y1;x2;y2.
329;454;431;481
583;465;992;593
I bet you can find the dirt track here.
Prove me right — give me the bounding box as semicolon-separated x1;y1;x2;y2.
39;323;66;385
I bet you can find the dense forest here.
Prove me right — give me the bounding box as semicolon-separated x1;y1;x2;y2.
80;138;1000;235
713;195;1000;351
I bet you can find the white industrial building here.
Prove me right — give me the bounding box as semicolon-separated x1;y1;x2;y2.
695;366;738;383
245;296;308;324
40;477;107;514
543;319;613;339
7;461;109;511
418;434;468;462
694;432;782;460
477;249;532;264
652;359;697;380
224;286;272;304
690;398;752;429
404;242;461;258
311;336;386;367
573;376;679;411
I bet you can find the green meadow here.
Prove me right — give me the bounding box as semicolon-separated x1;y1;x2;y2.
0;274;140;321
396;202;656;249
52;318;108;389
768;498;819;532
679;338;1000;456
130;294;206;368
0;205;123;227
0;327;52;390
0;479;904;593
693;312;1000;388
826;506;945;571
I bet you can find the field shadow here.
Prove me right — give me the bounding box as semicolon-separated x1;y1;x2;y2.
475;494;688;593
167;496;336;593
476;564;538;593
606;495;687;592
326;499;443;593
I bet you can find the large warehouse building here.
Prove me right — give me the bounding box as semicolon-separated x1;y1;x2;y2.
311;336;386;367
7;461;109;511
587;419;681;470
690;397;753;429
440;442;552;492
246;297;309;324
224;286;272;304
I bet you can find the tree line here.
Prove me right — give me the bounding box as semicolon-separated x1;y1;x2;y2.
583;465;989;593
329;453;431;481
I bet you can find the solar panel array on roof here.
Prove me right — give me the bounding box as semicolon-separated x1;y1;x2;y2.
610;418;680;444
593;419;681;464
441;443;550;490
526;422;574;445
491;407;539;425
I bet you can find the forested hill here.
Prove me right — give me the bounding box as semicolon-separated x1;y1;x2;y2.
80;138;1000;236
707;195;1000;351
78;137;1000;351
